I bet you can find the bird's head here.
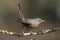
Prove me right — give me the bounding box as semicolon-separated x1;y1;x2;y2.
36;18;45;24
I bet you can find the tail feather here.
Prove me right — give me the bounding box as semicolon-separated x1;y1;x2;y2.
17;4;20;10
17;4;25;21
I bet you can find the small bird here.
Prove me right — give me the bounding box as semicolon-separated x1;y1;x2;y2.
17;4;45;35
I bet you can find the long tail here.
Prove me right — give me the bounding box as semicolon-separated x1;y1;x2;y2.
17;4;25;21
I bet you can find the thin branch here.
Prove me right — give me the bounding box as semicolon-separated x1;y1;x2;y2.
0;27;60;37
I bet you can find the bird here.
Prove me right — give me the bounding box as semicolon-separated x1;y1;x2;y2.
17;4;45;35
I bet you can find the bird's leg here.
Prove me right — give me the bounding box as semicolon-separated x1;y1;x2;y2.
27;28;32;35
30;29;32;35
22;26;25;35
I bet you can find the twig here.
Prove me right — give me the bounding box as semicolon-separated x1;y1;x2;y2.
0;27;60;37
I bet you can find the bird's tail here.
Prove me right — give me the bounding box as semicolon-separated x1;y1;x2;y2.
17;4;25;21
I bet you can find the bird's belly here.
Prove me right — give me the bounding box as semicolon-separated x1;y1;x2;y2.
30;23;39;28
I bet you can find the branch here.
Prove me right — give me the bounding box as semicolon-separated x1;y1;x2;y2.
0;27;60;37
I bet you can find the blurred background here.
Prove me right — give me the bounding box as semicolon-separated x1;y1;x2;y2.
0;0;60;40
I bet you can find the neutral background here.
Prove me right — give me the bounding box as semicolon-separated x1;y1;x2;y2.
0;0;60;40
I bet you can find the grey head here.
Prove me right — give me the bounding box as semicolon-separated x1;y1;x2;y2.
35;18;45;24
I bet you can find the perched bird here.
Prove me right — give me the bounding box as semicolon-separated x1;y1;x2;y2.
17;4;45;35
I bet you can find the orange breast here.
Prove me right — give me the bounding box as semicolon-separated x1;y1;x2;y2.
31;23;39;27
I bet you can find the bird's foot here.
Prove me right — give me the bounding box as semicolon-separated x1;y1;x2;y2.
30;30;33;35
22;30;24;36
